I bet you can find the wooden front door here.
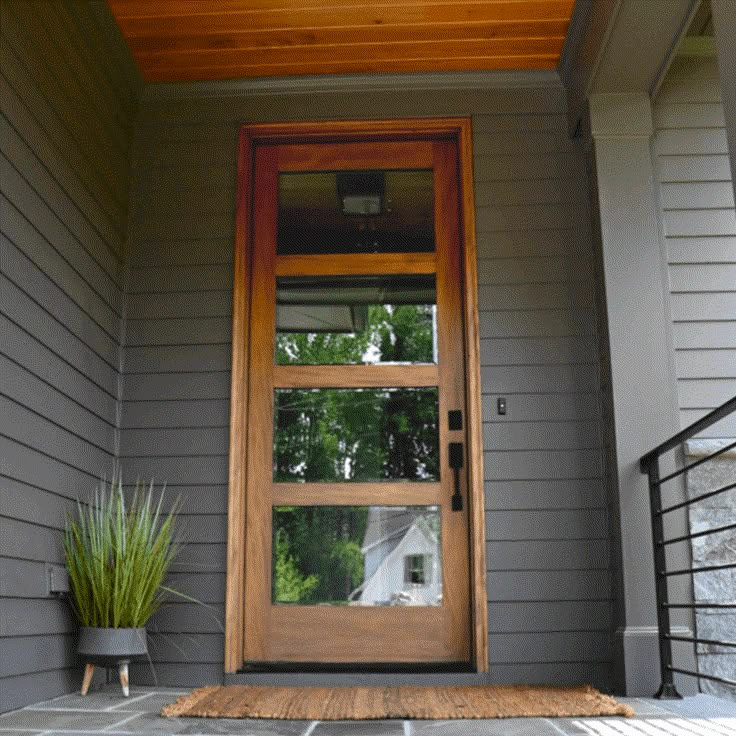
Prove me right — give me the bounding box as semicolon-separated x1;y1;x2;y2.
241;134;472;665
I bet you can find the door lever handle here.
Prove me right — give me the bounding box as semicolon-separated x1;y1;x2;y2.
449;442;464;512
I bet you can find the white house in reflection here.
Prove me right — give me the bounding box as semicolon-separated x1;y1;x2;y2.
352;507;442;606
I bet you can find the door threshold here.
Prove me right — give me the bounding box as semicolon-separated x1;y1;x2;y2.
239;661;474;674
226;667;489;688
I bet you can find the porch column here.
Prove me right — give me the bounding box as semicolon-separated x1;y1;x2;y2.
712;0;736;203
587;94;684;696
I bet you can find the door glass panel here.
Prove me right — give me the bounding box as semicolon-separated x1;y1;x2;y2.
274;388;439;482
272;505;442;606
277;170;435;254
276;274;437;365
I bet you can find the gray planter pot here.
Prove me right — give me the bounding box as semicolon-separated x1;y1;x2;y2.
77;627;148;697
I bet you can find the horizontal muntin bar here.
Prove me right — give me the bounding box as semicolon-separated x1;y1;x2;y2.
660;521;736;547
664;634;736;649
667;666;736;688
652;439;736;487
640;395;736;470
663;601;736;609
659;479;736;516
660;562;736;577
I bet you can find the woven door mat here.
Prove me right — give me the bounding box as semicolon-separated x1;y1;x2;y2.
162;684;635;720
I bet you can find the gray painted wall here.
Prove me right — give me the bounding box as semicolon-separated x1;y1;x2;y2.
121;85;611;690
653;53;736;436
0;0;140;712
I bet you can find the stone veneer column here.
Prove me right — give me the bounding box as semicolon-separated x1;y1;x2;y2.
587;93;695;696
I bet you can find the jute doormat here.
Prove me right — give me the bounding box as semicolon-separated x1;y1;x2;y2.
161;684;635;720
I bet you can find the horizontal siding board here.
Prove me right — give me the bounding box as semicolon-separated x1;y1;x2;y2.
482;392;600;422
0;635;76;679
488;601;610;633
130;237;234;267
1;160;123;307
674;322;736;349
0;517;65;565
656;155;732;183
486;509;607;541
669;263;736;291
483;421;601;451
680;410;736;436
664;210;736;238
661;182;735;210
125;345;231;374
487;570;610;601
474;178;586;210
120;428;229;458
486;539;608;571
149;603;226;635
0;396;112;475
2;478;76;530
128;290;232;319
0;668;80;714
667;235;736;264
0;355;116;448
676;350;736;378
1;199;121;339
126;317;231;346
129;265;232;293
477;255;592;284
654;102;726;129
123;372;230;401
475;205;583;233
481;364;598;393
487;662;610;687
0;316;118;424
0;558;51;598
0;435;106;500
0;598;75;637
115;456;229;486
121;400;230;429
0;113;122;259
678;379;736;408
488;631;610;663
478;309;596;338
655;128;729;155
481;337;597;366
0;79;120;250
129;662;223;688
1;276;119;393
477;282;593;312
485;479;605;510
670;292;736;321
2;236;119;363
146;633;224;664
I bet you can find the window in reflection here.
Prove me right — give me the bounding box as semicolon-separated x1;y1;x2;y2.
272;506;442;606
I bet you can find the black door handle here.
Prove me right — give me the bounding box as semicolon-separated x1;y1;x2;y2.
449;442;464;511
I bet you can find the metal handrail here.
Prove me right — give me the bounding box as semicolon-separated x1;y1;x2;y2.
640;395;736;698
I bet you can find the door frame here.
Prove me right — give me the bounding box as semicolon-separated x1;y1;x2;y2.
224;118;487;673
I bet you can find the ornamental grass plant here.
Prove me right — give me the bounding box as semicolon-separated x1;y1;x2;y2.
64;475;180;629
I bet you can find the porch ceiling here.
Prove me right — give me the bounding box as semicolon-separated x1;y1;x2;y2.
105;0;575;82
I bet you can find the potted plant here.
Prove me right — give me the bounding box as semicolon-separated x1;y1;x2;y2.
64;474;180;697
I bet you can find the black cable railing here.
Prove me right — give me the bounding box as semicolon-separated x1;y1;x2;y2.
640;395;736;699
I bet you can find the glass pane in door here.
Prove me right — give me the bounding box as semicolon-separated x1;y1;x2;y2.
272;505;442;606
277;170;435;254
274;388;439;482
276;274;437;365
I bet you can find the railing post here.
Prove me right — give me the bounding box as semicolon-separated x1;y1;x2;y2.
647;459;682;699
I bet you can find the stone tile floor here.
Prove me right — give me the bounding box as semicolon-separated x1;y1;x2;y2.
1;688;735;736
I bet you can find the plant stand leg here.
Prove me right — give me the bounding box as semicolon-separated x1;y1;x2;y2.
80;663;95;696
118;661;129;697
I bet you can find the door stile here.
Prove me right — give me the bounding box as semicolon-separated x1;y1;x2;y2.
433;140;470;661
243;144;279;661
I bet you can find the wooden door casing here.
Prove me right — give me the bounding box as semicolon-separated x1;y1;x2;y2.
225;119;487;673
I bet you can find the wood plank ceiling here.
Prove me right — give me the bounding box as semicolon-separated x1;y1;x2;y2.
106;0;576;82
